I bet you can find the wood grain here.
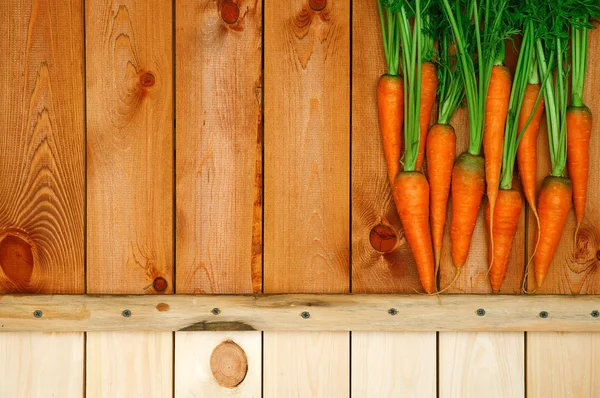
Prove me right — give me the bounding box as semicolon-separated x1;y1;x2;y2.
86;0;173;294
175;2;263;396
176;0;263;295
263;0;350;395
527;27;600;398
438;43;525;396
5;294;600;332
0;0;85;395
352;332;435;398
350;1;436;396
440;332;524;398
175;332;261;397
85;0;173;396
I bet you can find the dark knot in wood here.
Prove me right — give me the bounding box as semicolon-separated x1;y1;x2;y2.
221;2;240;24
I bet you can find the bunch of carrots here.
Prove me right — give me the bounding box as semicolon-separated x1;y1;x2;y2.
376;0;599;294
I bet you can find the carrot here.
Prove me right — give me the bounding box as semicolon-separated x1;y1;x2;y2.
485;188;522;292
517;83;544;211
376;2;402;186
392;172;435;293
566;105;592;229
534;176;572;287
415;61;438;170
450;153;485;268
378;75;404;186
484;64;512;252
427;124;456;270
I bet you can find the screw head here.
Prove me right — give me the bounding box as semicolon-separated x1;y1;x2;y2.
211;308;221;315
301;311;311;319
33;310;43;318
476;308;486;316
539;311;548;318
122;309;131;317
592;310;599;318
388;308;398;316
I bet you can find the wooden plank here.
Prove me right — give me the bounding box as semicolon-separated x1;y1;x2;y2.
175;332;261;397
527;28;600;398
352;332;435;397
3;294;600;332
85;0;173;396
438;43;525;398
175;2;263;395
0;0;85;395
350;1;436;396
263;0;350;395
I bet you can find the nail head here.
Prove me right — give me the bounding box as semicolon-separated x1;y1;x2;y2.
301;311;310;319
592;310;599;318
539;311;548;318
476;308;485;316
33;310;43;318
388;308;398;316
122;309;131;317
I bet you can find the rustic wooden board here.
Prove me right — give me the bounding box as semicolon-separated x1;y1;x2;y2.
263;0;350;395
527;28;600;398
176;332;261;397
438;44;525;397
85;0;173;395
0;0;85;395
351;0;436;395
175;1;263;395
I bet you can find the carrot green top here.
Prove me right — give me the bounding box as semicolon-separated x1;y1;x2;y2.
439;0;516;156
570;2;600;107
377;1;401;76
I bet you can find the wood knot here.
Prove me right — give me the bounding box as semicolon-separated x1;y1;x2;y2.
574;229;595;262
153;276;168;292
139;72;155;87
221;2;240;24
309;0;326;11
156;303;170;312
369;224;398;253
0;231;34;286
210;340;248;388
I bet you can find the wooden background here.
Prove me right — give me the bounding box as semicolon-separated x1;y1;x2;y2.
1;0;599;396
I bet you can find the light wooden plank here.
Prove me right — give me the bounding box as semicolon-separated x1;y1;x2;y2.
0;0;85;395
175;2;263;395
175;332;261;397
264;331;349;398
3;294;600;332
440;332;523;398
264;0;350;395
350;1;436;396
0;332;84;397
85;0;173;395
526;27;600;398
86;332;172;397
352;332;435;398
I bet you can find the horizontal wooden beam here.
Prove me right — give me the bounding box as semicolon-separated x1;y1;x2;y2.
1;294;600;332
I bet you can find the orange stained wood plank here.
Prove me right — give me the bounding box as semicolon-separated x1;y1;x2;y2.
174;1;262;396
85;0;173;396
0;0;85;395
263;0;350;396
350;1;435;396
527;26;600;398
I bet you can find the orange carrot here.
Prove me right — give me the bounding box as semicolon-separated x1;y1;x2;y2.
485;188;522;292
566;105;592;230
415;62;438;170
392;171;435;293
426;123;456;270
534;176;572;288
483;65;512;252
378;75;404;186
517;83;545;211
450;153;486;268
